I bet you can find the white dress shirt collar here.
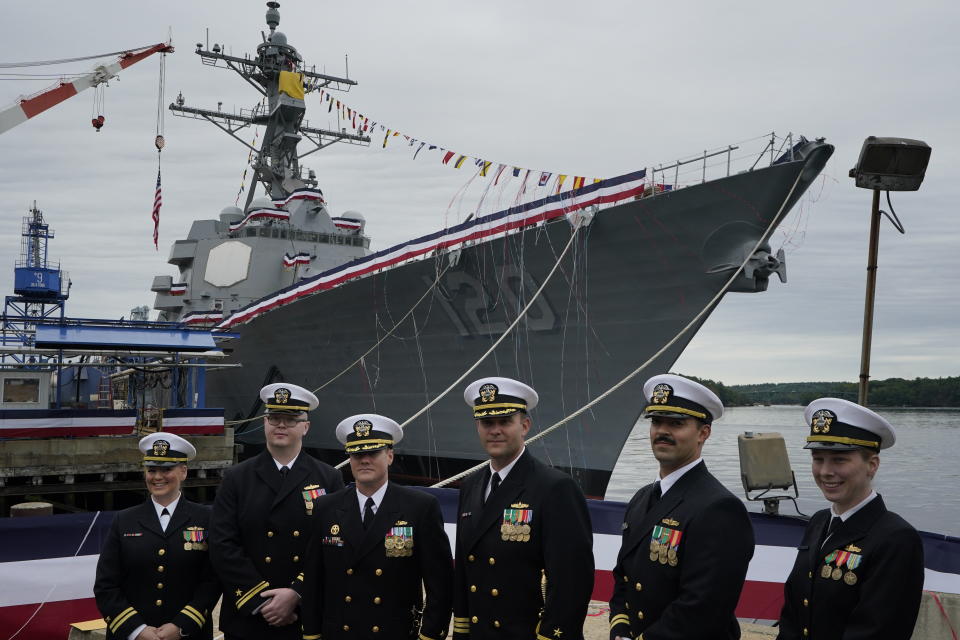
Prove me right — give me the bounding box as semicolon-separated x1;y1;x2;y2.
658;457;703;497
832;490;878;521
357;481;389;516
273;454;299;471
151;493;181;520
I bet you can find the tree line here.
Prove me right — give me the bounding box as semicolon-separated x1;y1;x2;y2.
676;375;960;407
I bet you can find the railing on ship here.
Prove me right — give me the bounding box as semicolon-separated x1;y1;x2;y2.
649;131;798;192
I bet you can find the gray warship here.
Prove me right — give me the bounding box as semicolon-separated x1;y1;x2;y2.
153;2;833;497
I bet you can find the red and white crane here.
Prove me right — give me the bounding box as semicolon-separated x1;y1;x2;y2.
0;42;173;135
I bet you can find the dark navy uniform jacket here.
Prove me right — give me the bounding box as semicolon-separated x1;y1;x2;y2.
777;495;924;640
210;449;344;639
300;482;453;640
609;461;754;640
94;498;220;639
453;450;594;640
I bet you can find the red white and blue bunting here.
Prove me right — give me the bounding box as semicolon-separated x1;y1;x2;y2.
169;283;187;296
272;187;326;208
218;169;646;329
282;252;312;268
181;311;224;325
331;216;363;232
229;207;291;232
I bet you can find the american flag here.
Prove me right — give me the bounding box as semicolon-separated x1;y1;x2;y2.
152;169;162;250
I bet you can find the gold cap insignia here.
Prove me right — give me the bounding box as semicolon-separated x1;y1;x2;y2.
652;383;672;405
152;440;170;456
811;409;835;434
479;383;498;403
273;387;291;405
353;419;373;437
330;524;340;535
661;518;680;527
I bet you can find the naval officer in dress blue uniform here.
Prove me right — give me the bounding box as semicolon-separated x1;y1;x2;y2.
453;377;594;640
776;398;924;640
299;414;453;640
94;433;220;640
210;383;344;640
609;374;754;640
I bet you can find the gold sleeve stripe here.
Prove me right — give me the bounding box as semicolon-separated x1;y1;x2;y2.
610;614;631;629
109;607;137;633
453;617;471;623
303;634;322;640
181;605;205;626
419;633;438;640
236;581;270;609
643;404;707;419
296;572;304;582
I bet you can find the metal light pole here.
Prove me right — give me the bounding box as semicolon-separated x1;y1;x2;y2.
849;137;931;406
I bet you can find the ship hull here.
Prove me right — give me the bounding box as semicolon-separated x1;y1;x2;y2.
208;143;833;497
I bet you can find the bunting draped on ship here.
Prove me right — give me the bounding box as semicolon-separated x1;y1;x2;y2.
181;311;224;326
318;90;600;195
283;252;312;268
331;216;362;232
272;187;325;208
169;283;187;295
228;207;290;232
218;169;646;329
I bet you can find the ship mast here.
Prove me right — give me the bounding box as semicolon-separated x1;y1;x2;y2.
170;1;370;210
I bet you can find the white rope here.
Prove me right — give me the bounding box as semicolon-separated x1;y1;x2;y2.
433;164;810;488
334;222;583;470
7;511;102;640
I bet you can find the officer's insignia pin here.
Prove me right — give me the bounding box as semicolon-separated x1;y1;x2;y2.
274;387;291;404
845;544;862;553
510;502;530;509
479;383;498;403
353;419;373;437
652;383;672;404
396;520;409;526
331;524;340;535
152;440;170;456
811;409;834;434
662;518;680;527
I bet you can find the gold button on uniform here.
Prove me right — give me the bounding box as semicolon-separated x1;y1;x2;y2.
267;531;274;537
808;571;813;579
494;621;501;628
470;585;477;593
155;599;163;606
157;566;164;573
372;626;380;633
471;616;479;624
292;555;299;562
623;575;629;582
803;629;809;637
158;549;165;556
373;597;381;604
264;556;271;563
468;554;475;562
625;602;630;609
488;557;496;565
343;625;350;631
375;568;382;576
490;589;499;597
638;611;644;620
803;598;809;607
293;530;300;537
635;583;642;591
157;583;163;589
344;596;352;603
347;568;354;575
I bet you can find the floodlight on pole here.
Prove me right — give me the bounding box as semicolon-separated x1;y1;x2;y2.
849;136;931;406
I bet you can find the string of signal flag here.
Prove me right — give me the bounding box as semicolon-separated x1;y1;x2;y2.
318;89;601;195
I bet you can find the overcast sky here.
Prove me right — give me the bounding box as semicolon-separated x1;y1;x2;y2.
1;0;957;385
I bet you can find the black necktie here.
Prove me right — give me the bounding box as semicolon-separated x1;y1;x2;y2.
160;508;170;531
363;497;375;530
486;472;501;503
646;481;662;513
279;465;289;481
